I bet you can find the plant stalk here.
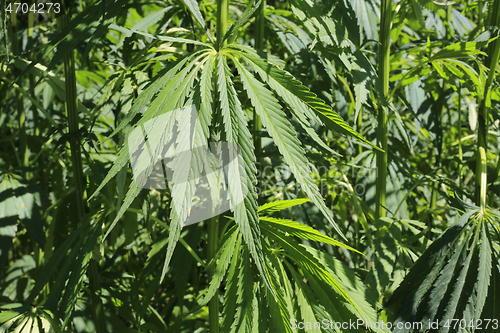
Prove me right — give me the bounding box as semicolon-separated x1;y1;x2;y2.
376;0;392;221
208;1;229;332
10;10;29;179
216;0;229;50
458;83;463;188
207;216;220;333
61;11;86;219
253;0;265;158
475;0;500;206
61;9;106;333
478;147;487;211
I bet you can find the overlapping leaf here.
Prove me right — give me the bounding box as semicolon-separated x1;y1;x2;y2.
230;51;347;239
387;209;497;333
229;45;379;148
217;52;274;293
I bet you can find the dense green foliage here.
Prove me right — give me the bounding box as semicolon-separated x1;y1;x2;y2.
1;0;500;332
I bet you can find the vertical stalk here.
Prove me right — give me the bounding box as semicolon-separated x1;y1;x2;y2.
18;100;28;178
10;9;29;179
61;13;86;219
255;0;265;50
216;0;229;51
28;11;39;138
60;8;106;333
475;0;500;206
478;147;487;211
357;108;363;156
253;0;265;157
208;1;228;332
207;216;220;333
477;1;484;30
458;84;463;188
376;0;392;220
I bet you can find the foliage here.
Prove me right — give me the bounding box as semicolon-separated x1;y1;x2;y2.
1;0;500;332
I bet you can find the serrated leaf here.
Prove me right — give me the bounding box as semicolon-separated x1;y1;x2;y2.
24;221;89;307
266;228;389;333
262;245;293;333
229;45;380;150
260;216;361;254
109;23;211;47
217;52;275;296
180;0;214;43
230;247;255;332
200;227;239;306
258;199;310;214
223;0;262;44
290;270;322;333
473;222;492;319
96;53;210;238
421;224;471;325
388;210;495;333
350;0;378;41
107;50;208;142
222;237;242;332
289;0;357;48
430;41;486;61
132;6;172;32
89;52;198;200
230;53;346;240
388;210;475;311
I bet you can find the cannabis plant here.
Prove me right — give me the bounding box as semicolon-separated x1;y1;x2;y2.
1;0;500;332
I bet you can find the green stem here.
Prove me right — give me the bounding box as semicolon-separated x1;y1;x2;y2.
253;0;265;161
28;10;38;137
255;0;265;50
357;107;363;157
88;257;107;333
208;2;229;332
216;0;229;50
478;147;487;211
61;12;86;219
18;101;28;177
478;1;484;29
475;0;500;206
61;9;106;333
207;217;220;333
458;84;463;188
10;9;28;179
376;0;392;221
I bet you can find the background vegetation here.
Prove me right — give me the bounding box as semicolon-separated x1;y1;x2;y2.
1;0;500;332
